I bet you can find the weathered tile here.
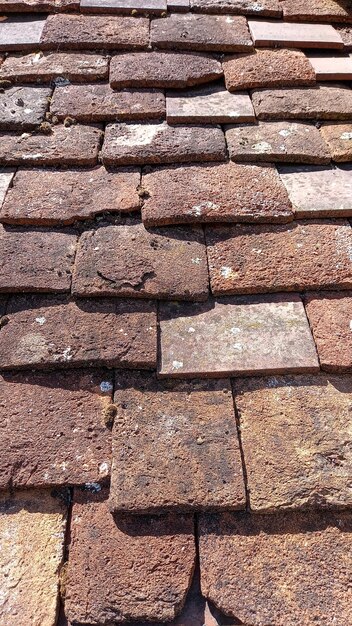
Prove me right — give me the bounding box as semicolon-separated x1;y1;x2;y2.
65;489;196;624
0;169;14;208
226;121;330;164
252;84;352;120
0;224;76;292
81;0;167;13
0;17;46;52
223;48;316;91
206;220;352;295
168;0;190;11
110;372;245;513
72;221;208;301
158;295;319;378
234;374;352;512
0;86;51;131
279;165;352;217
0;52;109;83
0;490;66;626
280;0;352;23
1;166;140;225
110;51;223;89
0;295;157;370
151;14;253;52
0;0;78;9
166;86;255;124
308;54;352;80
0;369;113;489
336;24;352;50
199;511;352;626
305;292;352;372
0;124;102;166
142;162;293;226
41;14;149;50
191;0;281;16
102;122;226;165
248;19;344;49
320;122;352;161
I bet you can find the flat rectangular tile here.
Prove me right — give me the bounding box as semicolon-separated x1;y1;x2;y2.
166;87;255;124
191;0;281;16
81;0;167;12
308;54;352;80
0;52;109;83
320;122;352;161
280;0;352;23
0;17;46;51
0;86;51;131
248;20;344;49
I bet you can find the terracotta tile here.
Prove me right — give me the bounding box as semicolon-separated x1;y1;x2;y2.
336;24;352;50
166;86;255;124
0;52;109;83
0;85;51;131
305;292;352;372
81;0;167;12
0;224;76;292
110;51;223;89
0;369;113;489
65;489;196;624
0;16;46;52
280;0;352;23
252;84;352;120
142;161;293;226
205;220;352;295
0;295;157;370
102;122;226;166
109;372;245;512
248;19;344;49
151;13;253;52
233;374;352;512
223;48;316;91
0;490;67;626
191;0;281;16
320;122;352;161
279;165;352;217
158;295;319;378
0;169;14;209
0;0;78;9
72;221;208;301
1;166;140;225
199;511;352;626
226;121;330;164
308;54;352;80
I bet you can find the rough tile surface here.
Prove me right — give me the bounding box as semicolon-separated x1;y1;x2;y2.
199;511;352;626
65;489;196;624
337;24;352;49
191;0;281;15
248;19;344;48
0;17;46;51
0;295;157;370
0;52;109;83
308;54;352;80
142;161;293;226
81;0;167;12
320;122;352;161
0;169;14;208
0;86;51;130
159;296;319;377
72;221;208;301
252;84;352;120
233;374;352;512
166;86;255;124
280;0;352;23
0;370;113;489
0;0;78;9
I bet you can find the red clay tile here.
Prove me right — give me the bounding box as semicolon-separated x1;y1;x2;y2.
0;17;46;52
0;369;113;489
0;86;51;131
102;122;226;166
0;170;14;209
252;84;352;120
223;48;316;91
142;162;293;226
166;86;255;124
248;19;344;49
81;0;167;13
308;54;352;80
206;220;352;295
0;124;102;166
72;221;208;301
158;295;319;378
1;166;140;226
280;0;352;23
110;51;223;89
233;374;352;512
0;0;78;9
320;122;352;161
226;121;330;164
336;25;352;49
0;52;109;83
65;489;196;624
151;13;253;52
305;292;352;372
0;295;157;370
199;511;352;626
109;372;245;513
0;225;76;292
191;0;281;16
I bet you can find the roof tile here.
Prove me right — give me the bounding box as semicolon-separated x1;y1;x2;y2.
0;17;46;52
0;0;78;9
166;86;255;124
191;0;282;16
81;0;167;13
248;19;344;48
0;86;51;131
252;84;352;120
320;122;352;161
0;52;109;83
308;53;352;80
280;0;352;23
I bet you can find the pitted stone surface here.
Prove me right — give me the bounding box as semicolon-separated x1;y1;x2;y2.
0;369;113;489
233;374;352;512
199;511;352;626
151;14;253;52
0;17;46;51
0;0;78;9
248;19;344;48
110;372;245;513
142;162;293;226
0;490;67;626
0;86;51;130
166;86;255;124
110;51;223;89
72;221;208;301
0;224;76;292
191;0;281;16
1;166;140;225
226;121;330;164
0;169;14;209
0;52;109;83
308;54;352;80
279;165;352;217
280;0;352;23
0;295;157;370
65;489;196;624
305;292;352;372
81;0;167;13
320;123;352;161
0;124;102;166
223;49;316;91
205;220;352;295
159;295;319;377
252;84;352;120
102;122;226;165
337;25;352;49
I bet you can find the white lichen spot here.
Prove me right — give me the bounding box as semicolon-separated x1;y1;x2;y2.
188;326;196;333
252;141;272;153
232;342;243;352
349;320;352;332
20;133;31;139
22;153;43;160
113;123;164;147
192;257;202;264
99;462;109;476
35;316;46;325
340;132;352;140
172;360;184;370
24;108;32;114
230;327;241;335
190;200;220;216
32;51;43;64
62;347;73;362
226;16;234;23
100;380;113;393
229;110;241;117
252;248;262;254
220;266;238;279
